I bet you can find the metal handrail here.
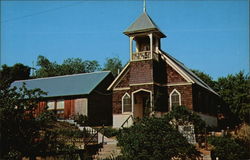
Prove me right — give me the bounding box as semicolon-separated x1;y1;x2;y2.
84;125;104;148
121;115;134;128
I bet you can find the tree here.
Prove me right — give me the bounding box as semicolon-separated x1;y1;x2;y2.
165;106;206;134
60;58;100;75
192;69;250;124
215;71;250;123
0;84;79;159
191;69;216;90
209;136;250;160
103;57;123;77
0;63;31;86
35;55;60;78
0;84;46;159
117;116;200;160
83;60;101;73
35;55;101;78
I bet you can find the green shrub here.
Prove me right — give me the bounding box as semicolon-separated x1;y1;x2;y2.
55;128;90;138
102;155;126;160
36;110;57;124
117;117;200;160
209;136;249;160
101;127;119;138
165;106;207;147
164;105;206;134
75;114;89;126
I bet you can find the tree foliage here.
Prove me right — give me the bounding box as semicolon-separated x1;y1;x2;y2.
0;84;81;159
192;69;250;124
215;71;250;123
165;106;206;134
117;115;201;160
209;136;250;160
103;57;123;77
191;69;216;90
0;63;31;86
35;55;100;78
0;84;46;158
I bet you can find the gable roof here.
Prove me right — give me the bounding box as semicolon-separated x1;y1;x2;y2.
11;71;111;98
107;52;218;96
107;62;130;90
159;50;219;95
124;12;166;37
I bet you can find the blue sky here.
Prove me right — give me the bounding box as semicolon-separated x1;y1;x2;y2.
1;0;249;79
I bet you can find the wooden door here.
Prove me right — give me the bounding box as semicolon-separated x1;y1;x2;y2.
74;98;88;116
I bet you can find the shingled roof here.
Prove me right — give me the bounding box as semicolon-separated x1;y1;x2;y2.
107;51;218;96
124;12;166;37
159;51;219;95
11;71;111;98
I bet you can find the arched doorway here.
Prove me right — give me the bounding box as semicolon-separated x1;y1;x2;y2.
132;89;152;118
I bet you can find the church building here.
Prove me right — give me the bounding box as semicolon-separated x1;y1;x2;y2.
108;10;219;128
11;7;220;128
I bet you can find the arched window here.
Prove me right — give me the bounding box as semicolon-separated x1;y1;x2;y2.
122;93;132;113
170;89;181;110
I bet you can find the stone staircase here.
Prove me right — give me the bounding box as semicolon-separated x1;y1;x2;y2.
199;148;212;160
93;137;121;160
60;119;121;159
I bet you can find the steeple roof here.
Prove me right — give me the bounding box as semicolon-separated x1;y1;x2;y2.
124;12;166;37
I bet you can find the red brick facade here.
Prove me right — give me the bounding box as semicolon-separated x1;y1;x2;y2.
116;69;130;88
168;85;193;110
113;90;128;114
166;64;187;83
111;56;218;117
130;61;153;84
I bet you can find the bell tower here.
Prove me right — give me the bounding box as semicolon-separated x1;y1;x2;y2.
124;11;166;62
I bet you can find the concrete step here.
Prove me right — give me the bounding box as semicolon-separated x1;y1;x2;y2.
93;143;121;160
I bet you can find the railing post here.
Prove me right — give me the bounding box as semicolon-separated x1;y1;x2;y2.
83;126;85;148
205;127;207;149
102;124;105;146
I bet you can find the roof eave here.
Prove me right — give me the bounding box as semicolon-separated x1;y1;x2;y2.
123;29;166;38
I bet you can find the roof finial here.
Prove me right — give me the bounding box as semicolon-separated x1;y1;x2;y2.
143;0;146;12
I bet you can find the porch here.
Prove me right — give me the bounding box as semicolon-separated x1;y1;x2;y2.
113;89;152;128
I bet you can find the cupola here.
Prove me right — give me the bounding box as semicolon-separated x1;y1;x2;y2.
124;10;166;61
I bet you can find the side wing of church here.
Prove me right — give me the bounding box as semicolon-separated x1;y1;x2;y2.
108;11;220;128
12;71;114;126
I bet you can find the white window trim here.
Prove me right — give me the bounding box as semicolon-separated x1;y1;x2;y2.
75;98;88;116
122;93;132;114
169;89;181;111
56;99;65;110
131;89;153;116
47;100;55;110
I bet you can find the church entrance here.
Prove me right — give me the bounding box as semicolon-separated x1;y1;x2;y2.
132;90;151;118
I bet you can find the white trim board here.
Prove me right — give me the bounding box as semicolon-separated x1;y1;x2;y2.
122;92;132;114
169;89;182;111
108;62;130;90
113;87;130;91
159;50;194;83
131;89;153;117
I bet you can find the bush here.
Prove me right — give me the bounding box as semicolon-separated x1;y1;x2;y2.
234;123;250;145
165;105;206;134
165;106;207;146
101;127;119;138
36;110;57;124
209;136;250;160
74;114;89;126
117;117;200;160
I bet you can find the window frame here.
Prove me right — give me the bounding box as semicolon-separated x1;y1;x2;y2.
169;89;181;111
56;99;65;118
47;100;55;110
122;93;132;114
